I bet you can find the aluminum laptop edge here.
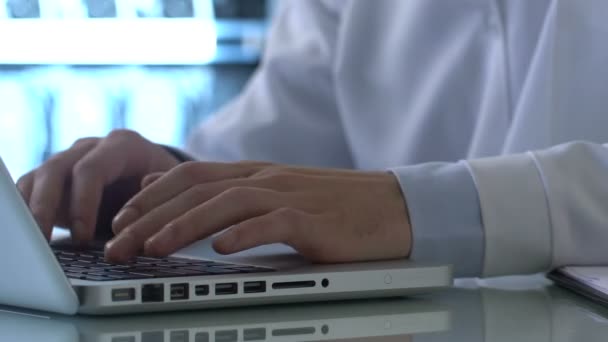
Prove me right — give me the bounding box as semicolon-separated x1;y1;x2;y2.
0;156;453;315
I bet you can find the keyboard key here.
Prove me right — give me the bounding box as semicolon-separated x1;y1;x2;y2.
65;272;85;279
58;256;76;262
104;274;132;280
125;272;156;278
83;275;109;281
64;267;88;274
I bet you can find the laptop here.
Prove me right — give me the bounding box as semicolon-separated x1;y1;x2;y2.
0;297;450;341
0;157;452;315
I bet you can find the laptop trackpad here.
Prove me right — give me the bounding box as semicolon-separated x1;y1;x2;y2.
176;238;309;270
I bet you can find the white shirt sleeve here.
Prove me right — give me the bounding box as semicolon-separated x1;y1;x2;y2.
468;141;608;277
392;162;484;278
186;0;353;168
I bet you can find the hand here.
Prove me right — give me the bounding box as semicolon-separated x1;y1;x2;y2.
106;162;412;263
16;130;180;243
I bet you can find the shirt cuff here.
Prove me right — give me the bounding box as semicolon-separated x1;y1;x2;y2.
467;153;551;277
390;161;483;278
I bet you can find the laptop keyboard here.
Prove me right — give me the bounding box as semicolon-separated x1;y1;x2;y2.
53;248;275;282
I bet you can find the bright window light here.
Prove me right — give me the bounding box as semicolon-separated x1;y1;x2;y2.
0;80;46;178
0;18;218;65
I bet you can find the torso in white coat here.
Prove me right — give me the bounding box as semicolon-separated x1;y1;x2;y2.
190;0;608;170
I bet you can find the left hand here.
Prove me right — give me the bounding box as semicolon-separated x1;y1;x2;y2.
105;161;412;263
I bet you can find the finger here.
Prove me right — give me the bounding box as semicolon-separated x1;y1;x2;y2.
105;179;246;261
69;138;134;244
112;162;257;233
16;172;34;203
213;208;306;254
111;177;253;238
29;170;66;240
106;178;256;262
28;141;98;240
142;187;285;258
141;172;164;188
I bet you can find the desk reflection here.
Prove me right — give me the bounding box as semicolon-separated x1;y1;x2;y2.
2;280;608;342
0;297;444;342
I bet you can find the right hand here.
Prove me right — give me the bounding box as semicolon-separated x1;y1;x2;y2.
16;129;180;244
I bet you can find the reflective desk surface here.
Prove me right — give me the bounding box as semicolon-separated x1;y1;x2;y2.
1;275;606;342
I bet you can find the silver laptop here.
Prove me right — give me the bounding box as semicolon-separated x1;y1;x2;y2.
0;157;452;315
0;298;450;341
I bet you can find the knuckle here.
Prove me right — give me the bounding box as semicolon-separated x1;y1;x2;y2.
221;186;257;202
72;159;98;177
43;154;69;171
174;161;201;180
107;129;142;142
120;227;140;241
255;166;285;178
272;208;304;242
16;172;33;188
72;137;99;148
165;221;188;239
274;207;299;221
255;168;294;188
190;184;209;199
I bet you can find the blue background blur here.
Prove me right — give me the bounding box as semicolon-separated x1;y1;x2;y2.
0;0;274;178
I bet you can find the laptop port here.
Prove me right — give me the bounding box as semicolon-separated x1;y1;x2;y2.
170;330;189;342
244;281;266;294
215;330;238;342
195;332;209;342
195;284;209;296
215;283;238;295
170;283;189;301
243;328;266;341
111;288;135;302
272;281;316;290
142;284;164;303
272;327;316;337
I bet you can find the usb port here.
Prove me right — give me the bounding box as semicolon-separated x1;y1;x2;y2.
215;283;238;295
195;284;209;296
244;281;266;294
111;288;135;302
170;283;189;301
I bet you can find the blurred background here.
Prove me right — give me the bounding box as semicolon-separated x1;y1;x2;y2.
0;0;275;179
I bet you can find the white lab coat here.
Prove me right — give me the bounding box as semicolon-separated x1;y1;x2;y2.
186;0;608;277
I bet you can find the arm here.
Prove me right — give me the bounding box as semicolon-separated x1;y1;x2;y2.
186;0;353;168
395;141;608;278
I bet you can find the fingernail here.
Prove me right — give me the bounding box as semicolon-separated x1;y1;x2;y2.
104;240;119;262
218;231;238;251
143;238;160;256
112;207;139;232
104;239;129;263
